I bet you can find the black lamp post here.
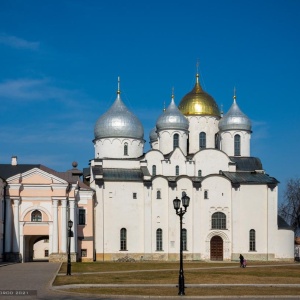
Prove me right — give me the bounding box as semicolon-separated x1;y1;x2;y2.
173;192;190;296
66;219;73;276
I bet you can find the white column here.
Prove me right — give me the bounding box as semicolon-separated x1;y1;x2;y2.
12;198;20;253
144;185;152;256
69;199;77;253
61;199;67;253
52;199;58;253
4;198;12;253
49;223;53;254
19;222;24;263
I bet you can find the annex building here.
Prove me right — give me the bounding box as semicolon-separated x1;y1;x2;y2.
0;69;294;263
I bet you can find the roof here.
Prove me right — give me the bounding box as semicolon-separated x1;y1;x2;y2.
103;168;143;181
0;164;41;179
0;164;91;190
222;171;279;184
278;215;292;230
229;157;263;171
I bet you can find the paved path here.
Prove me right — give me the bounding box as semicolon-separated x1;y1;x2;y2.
0;262;300;300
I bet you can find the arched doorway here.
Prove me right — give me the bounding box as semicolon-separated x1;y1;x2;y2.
24;235;49;262
210;235;223;261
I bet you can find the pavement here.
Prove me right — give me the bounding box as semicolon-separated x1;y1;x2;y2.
0;262;300;300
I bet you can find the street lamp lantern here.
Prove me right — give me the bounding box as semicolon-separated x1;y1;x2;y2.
173;192;190;296
181;192;190;209
66;219;73;276
173;197;181;211
68;219;73;229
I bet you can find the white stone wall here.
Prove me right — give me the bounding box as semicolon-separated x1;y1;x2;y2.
94;137;144;159
157;130;188;156
220;130;251;157
194;149;230;177
92;148;294;261
187;116;219;154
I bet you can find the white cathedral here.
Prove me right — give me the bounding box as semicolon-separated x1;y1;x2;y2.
88;72;294;262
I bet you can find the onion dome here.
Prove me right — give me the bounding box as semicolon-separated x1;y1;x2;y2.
178;73;220;117
149;127;158;143
156;92;189;131
94;78;144;140
218;91;252;132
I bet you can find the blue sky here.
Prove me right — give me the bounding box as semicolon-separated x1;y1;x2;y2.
0;0;299;202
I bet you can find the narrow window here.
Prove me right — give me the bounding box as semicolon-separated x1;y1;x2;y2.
199;132;206;149
31;210;42;222
78;209;86;225
204;190;208;199
215;133;219;149
133;193;137;199
157;190;161;199
152;165;156;176
182;228;187;251
124;143;128;156
173;133;179;149
211;212;226;229
44;250;49;257
175;165;179;176
234;134;241;156
120;228;127;250
249;229;256;251
81;249;87;257
198;170;202;177
156;228;163;251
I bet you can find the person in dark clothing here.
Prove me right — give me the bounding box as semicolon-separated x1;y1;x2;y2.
239;254;244;267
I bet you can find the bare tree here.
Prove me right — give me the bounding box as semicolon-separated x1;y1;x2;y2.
279;178;300;236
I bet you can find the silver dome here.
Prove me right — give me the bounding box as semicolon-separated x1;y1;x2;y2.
149;127;158;143
94;93;144;140
219;97;251;131
156;97;189;132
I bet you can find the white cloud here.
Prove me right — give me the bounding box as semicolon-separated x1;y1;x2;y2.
0;33;39;50
0;77;96;108
252;120;269;140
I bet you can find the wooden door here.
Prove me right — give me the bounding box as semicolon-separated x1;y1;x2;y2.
210;235;223;261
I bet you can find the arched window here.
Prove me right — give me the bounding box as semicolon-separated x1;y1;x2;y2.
204;190;208;199
31;210;42;222
215;133;219;149
234;134;241;156
173;133;179;149
157;190;161;199
198;170;202;177
211;212;226;229
249;229;256;251
152;165;156;176
156;228;163;251
175;165;179;176
182;228;187;251
124;143;128;156
120;228;127;250
199;132;206;149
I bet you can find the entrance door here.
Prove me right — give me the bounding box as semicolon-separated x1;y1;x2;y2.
210;235;223;261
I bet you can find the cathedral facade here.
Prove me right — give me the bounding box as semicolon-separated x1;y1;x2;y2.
0;70;294;263
89;73;294;261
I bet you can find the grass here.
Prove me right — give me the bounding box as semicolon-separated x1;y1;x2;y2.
54;261;300;297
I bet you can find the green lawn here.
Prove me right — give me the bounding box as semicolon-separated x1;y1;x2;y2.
54;261;300;297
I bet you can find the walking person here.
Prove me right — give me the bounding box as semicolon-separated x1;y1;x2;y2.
239;254;244;267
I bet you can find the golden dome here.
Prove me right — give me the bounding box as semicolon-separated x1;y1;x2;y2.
178;74;220;117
